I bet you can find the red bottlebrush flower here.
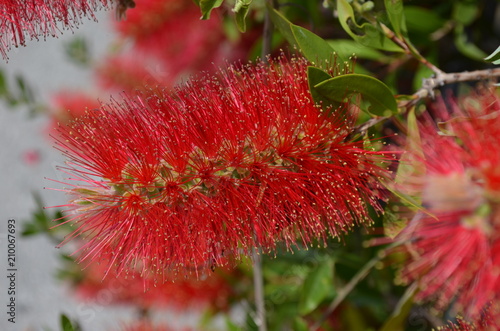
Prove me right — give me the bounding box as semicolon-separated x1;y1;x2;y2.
51;56;389;279
100;0;258;89
436;303;500;331
0;0;112;58
393;89;500;321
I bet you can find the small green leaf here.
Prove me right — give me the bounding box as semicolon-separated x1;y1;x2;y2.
336;0;402;52
291;25;342;66
379;284;417;331
16;75;34;104
233;0;252;32
384;0;407;38
327;39;387;62
454;24;487;61
64;37;90;66
453;0;479;26
0;70;7;96
404;6;445;35
60;314;76;331
293;317;309;331
307;66;339;111
485;45;500;64
197;0;223;20
313;74;398;116
298;259;334;315
268;7;296;47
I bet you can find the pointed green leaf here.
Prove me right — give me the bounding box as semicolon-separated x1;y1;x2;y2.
0;70;7;96
307;66;339;112
293;317;309;331
291;25;343;66
197;0;223;20
298;260;335;315
485;45;500;63
452;0;479;26
404;6;445;35
327;39;387;62
395;107;424;184
268;7;296;47
233;0;252;32
336;0;403;52
384;0;407;38
379;284;417;331
454;24;487;61
313;74;398;116
60;314;75;331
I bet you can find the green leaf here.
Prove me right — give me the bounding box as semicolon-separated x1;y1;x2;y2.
268;7;296;47
293;317;309;331
0;70;7;96
233;0;252;32
16;75;34;104
60;314;75;331
404;6;445;35
336;0;402;52
383;204;408;239
312;74;398;116
454;24;487;61
64;37;90;66
197;0;223;19
384;0;407;38
485;45;500;64
453;0;479;26
298;259;334;315
379;284;417;331
291;25;342;66
327;39;387;62
307;66;339;112
269;7;343;66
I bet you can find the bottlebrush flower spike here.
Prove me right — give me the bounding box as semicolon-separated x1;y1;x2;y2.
392;90;500;322
0;0;111;59
51;55;389;279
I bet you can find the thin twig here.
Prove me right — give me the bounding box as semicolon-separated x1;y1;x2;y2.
351;67;500;136
252;246;267;331
262;0;278;60
403;67;500;108
310;242;400;331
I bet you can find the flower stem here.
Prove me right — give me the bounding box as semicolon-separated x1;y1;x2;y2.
252;246;267;331
262;0;278;60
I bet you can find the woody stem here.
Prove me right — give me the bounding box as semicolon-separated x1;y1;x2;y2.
252;245;267;331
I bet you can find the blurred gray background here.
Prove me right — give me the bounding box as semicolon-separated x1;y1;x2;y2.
0;9;200;331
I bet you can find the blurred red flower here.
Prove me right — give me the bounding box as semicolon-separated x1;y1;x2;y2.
393;89;500;321
99;0;257;90
0;0;111;58
72;255;240;312
52;56;389;279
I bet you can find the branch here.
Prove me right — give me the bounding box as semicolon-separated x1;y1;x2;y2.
252;246;267;331
310;249;384;330
404;67;500;108
351;67;500;136
310;242;401;331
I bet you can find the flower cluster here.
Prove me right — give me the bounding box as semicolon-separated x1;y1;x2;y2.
0;0;111;58
98;0;257;91
394;89;500;321
52;56;389;279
